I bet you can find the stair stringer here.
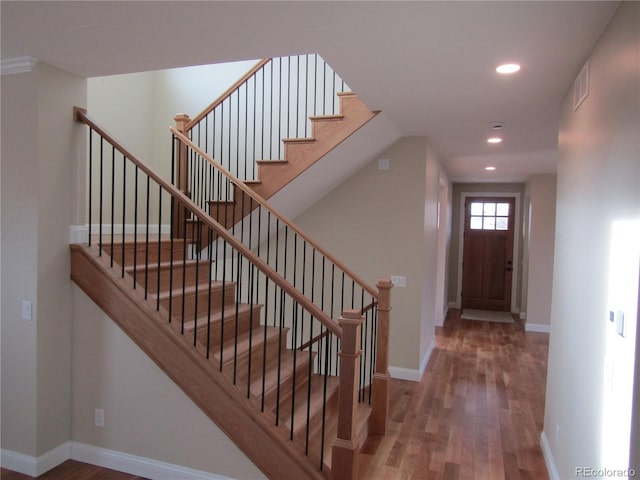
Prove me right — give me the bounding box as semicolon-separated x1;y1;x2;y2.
69;244;326;480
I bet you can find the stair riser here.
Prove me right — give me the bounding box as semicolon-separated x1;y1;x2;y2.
102;241;185;267
160;283;236;319
262;354;315;411
224;328;289;374
132;261;212;291
196;306;263;345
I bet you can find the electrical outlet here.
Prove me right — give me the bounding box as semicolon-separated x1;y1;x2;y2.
378;158;390;171
94;408;105;427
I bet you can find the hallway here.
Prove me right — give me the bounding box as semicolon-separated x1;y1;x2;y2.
359;310;550;479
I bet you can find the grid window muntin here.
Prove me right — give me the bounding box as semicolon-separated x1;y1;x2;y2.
470;202;509;231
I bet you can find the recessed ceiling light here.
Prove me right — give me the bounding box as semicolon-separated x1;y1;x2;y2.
487;137;502;144
496;63;521;74
485;166;496;171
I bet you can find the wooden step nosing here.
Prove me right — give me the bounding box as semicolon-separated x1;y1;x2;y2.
155;281;232;300
282;137;315;144
125;258;211;273
183;303;264;331
309;114;344;121
256;159;289;165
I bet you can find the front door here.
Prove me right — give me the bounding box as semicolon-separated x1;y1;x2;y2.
461;197;515;311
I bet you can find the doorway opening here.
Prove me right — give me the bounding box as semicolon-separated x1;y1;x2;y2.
459;195;518;312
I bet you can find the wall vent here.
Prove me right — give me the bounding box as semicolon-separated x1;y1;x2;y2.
573;60;590;111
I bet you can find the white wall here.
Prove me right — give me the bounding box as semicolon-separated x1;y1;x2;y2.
543;2;640;477
524;174;556;329
1;63;86;463
71;286;266;479
292;137;449;377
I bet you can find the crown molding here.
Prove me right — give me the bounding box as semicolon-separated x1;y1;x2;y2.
1;56;38;75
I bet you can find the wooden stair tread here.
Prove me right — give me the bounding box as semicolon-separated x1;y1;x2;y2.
237;348;314;401
181;302;259;330
154;280;231;300
124;258;211;272
279;374;340;434
205;325;287;370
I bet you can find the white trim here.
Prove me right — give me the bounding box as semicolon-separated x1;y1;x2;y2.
520;311;527;320
1;449;38;476
1;443;69;477
71;442;231;480
70;224;171;244
389;339;434;382
1;442;232;479
435;305;448;327
525;323;551;333
448;301;460;309
456;192;522;313
1;56;38;75
540;431;559;480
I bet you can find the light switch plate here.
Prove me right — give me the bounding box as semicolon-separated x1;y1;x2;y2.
615;310;625;337
390;275;407;288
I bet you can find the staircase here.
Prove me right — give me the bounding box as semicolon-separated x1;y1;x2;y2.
72;85;391;480
174;55;378;233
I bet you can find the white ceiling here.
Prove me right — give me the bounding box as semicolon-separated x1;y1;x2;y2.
1;1;618;182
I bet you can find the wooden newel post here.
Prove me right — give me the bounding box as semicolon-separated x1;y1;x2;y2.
331;310;363;480
370;278;392;435
173;114;191;239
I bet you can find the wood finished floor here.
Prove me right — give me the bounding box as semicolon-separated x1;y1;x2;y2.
0;461;146;480
358;309;550;479
1;309;549;480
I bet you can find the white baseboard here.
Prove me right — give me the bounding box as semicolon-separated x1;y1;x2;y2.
389;339;434;382
448;301;459;309
520;311;527;320
1;443;69;477
525;323;551;333
1;442;231;479
70;224;171;244
540;431;559;480
71;442;230;480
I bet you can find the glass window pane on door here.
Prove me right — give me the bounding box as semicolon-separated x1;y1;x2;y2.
483;203;496;216
496;217;509;230
483;217;496;230
496;203;510;216
471;203;484;216
470;217;483;230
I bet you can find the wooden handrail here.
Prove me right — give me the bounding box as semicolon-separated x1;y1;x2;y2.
75;107;342;338
185;58;272;131
170;126;379;300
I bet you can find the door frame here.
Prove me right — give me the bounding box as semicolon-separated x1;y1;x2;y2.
455;191;521;313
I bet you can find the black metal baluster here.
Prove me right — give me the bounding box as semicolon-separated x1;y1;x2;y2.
110;146;115;268
156;186;162;311
144;177;150;300
133;166;139;288
219;238;228;371
121;153;126;277
88;129;93;247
